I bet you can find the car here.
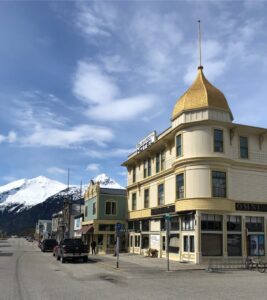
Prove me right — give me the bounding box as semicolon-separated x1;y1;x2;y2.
41;239;58;252
56;239;88;263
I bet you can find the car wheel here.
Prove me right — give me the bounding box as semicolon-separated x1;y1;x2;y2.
83;256;88;263
61;257;66;264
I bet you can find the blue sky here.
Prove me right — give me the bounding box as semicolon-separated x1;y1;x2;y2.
0;0;267;186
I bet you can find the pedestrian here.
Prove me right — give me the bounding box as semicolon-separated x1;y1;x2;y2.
91;240;96;255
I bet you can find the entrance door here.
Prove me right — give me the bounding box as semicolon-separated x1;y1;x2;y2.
129;233;140;253
182;234;195;261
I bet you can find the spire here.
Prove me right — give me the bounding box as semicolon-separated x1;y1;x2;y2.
198;20;203;69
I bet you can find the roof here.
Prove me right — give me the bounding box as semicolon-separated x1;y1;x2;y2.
100;188;126;196
172;66;233;120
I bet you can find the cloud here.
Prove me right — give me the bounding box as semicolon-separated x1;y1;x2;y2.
85;147;134;159
21;124;113;148
73;61;119;104
46;167;67;175
75;2;117;38
86;163;100;172
73;61;157;122
86;95;155;121
2;176;17;183
0;131;17;144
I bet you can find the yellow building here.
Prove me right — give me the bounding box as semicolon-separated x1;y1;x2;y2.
122;65;267;263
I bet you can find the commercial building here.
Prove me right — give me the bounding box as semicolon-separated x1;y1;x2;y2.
81;175;127;254
122;65;267;263
35;220;52;241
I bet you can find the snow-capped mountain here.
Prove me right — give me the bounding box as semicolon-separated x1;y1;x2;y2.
92;173;125;189
0;176;67;212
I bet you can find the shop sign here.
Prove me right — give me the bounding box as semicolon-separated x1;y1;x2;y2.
150;234;160;250
236;203;267;212
136;131;157;153
151;205;175;216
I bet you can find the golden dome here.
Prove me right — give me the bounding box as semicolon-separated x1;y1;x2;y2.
172;66;233;120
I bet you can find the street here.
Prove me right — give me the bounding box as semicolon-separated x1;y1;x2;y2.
0;238;267;300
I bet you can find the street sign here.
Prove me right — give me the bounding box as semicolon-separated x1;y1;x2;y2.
116;223;122;231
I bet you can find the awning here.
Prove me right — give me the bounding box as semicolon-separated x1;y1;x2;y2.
79;225;94;234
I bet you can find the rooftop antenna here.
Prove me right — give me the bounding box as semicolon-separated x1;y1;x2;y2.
198;20;202;69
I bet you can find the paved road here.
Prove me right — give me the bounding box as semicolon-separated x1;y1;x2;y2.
1;238;267;300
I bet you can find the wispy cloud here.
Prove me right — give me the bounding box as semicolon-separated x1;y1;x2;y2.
73;61;157;122
0;131;17;144
86;163;100;172
85;147;134;159
46;167;67;175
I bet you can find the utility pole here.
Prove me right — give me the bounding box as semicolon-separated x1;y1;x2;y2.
165;214;170;272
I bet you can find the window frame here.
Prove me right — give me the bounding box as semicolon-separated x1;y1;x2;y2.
176;134;182;157
132;166;136;183
144;188;149;209
132;193;137;211
176;173;184;199
213;128;224;153
157;183;165;206
105;200;117;216
212;170;227;198
239;136;249;159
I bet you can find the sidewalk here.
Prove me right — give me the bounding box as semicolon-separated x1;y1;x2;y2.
89;253;206;272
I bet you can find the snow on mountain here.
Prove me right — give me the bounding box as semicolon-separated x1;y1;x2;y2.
0;176;67;210
93;173;125;189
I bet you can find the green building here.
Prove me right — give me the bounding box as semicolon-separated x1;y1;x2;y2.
81;174;127;254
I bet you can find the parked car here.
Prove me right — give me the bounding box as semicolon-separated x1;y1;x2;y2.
41;239;58;252
56;239;88;263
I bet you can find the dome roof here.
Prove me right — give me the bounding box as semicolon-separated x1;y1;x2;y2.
172;66;233;120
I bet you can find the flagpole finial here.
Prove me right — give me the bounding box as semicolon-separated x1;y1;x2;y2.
198;20;203;69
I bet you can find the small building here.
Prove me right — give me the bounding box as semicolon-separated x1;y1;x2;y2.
35;219;52;241
81;174;127;254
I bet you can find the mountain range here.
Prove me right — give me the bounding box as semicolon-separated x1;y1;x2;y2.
0;174;124;235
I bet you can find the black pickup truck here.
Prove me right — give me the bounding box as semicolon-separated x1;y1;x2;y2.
56;239;88;263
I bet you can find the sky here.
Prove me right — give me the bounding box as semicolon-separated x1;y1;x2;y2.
0;0;267;187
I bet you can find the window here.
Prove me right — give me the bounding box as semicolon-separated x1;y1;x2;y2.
155;151;166;173
130;236;133;247
176;173;184;199
202;234;222;256
162;236;166;251
176;134;182;157
132;193;137;210
170;216;180;231
93;202;96;215
142;219;150;231
214;129;223;152
85;206;88;217
143;160;147;178
190;236;195;252
184;236;188;252
212;171;226;198
169;234;179;253
160;218;166;231
105;201;116;215
248;234;265;256
201;214;222;231
141;235;149;249
227;216;241;231
227;234;242;256
132;166;136;183
147;158;151;176
240;136;248;159
135;235;140;247
156;153;160;173
99;224;115;231
158;184;164;205
144;189;149;208
161;150;166;171
246;217;264;232
182;215;195;230
128;221;134;231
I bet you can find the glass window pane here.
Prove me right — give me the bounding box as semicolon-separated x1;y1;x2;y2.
214;129;223;152
169;234;179;253
212;171;226;198
190;236;195;252
227;234;242;256
202;234;222;256
158;184;164;205
176;173;184;199
176;134;182;157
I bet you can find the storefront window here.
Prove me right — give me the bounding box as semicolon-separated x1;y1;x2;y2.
99;224;115;231
246;217;264;232
248;235;265;256
202;234;222;256
184;236;188;252
201;214;222;231
130;236;133;247
135;235;140;247
142;219;150;231
141;235;149;249
190;236;195;252
162;236;166;251
107;234;115;248
170;216;180;231
227;216;241;231
182;215;195;230
227;234;242;256
169;234;179;253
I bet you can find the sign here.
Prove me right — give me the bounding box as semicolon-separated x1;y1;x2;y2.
116;223;122;231
151;205;175;216
136;131;157;153
236;203;267;212
150;234;160;250
164;213;171;220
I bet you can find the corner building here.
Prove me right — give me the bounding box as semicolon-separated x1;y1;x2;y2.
122;66;267;263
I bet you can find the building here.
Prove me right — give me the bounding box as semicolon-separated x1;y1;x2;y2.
51;211;63;241
35;220;52;241
81;174;127;254
122;65;267;264
74;213;83;238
